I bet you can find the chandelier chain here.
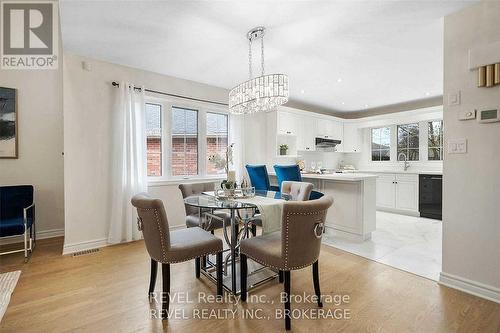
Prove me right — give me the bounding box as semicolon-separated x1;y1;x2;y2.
248;37;253;79
261;35;265;76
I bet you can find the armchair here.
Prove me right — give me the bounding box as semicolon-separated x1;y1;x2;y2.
0;185;36;261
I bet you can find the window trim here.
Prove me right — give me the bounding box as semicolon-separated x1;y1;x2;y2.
145;94;230;182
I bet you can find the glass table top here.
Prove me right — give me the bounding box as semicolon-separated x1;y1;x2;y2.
184;190;282;209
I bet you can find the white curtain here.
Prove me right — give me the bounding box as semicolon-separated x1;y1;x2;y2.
230;114;246;183
108;82;147;244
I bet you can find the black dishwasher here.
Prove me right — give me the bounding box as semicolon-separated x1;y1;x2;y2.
419;174;442;220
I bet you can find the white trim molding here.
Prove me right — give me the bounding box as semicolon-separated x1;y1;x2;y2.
0;228;64;245
62;225;186;255
439;272;500;304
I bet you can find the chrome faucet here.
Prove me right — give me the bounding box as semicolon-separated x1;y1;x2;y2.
398;152;410;171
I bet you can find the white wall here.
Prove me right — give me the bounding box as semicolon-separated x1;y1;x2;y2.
62;53;228;253
440;1;500;302
0;42;64;241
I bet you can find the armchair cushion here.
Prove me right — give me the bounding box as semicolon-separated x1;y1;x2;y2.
0;185;34;219
240;231;282;269
273;165;302;188
246;165;271;191
165;228;223;264
0;217;33;237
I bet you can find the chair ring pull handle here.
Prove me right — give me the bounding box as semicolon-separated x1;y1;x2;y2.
137;217;143;231
314;222;324;239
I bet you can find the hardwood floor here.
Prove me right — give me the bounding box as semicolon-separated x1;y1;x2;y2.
1;237;499;332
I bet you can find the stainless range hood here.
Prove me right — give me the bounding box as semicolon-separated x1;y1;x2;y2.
315;137;341;151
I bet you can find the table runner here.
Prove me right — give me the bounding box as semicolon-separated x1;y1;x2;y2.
236;195;284;234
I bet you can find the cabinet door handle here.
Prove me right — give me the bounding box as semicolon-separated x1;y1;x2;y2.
286;131;291;134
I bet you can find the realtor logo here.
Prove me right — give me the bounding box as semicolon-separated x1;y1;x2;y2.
1;0;58;69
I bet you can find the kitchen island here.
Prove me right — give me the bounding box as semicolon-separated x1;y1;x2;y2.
269;172;378;241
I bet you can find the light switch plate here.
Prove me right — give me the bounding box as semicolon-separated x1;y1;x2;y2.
448;91;461;106
448;138;467;154
459;109;476;120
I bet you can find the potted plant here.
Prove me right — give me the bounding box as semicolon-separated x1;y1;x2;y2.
279;144;289;156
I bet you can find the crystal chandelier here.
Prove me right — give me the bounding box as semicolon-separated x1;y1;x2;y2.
229;27;289;114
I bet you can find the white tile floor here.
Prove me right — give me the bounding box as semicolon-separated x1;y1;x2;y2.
322;211;442;281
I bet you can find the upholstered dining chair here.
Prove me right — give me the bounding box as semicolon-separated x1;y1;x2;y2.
131;193;224;318
246;181;314;237
179;182;230;232
273;164;302;189
240;195;334;330
245;164;280;191
281;181;313;201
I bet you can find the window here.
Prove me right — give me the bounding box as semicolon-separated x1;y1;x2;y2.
397;123;419;161
145;103;162;177
371;127;391;161
206;112;229;175
428;120;443;160
171;107;198;177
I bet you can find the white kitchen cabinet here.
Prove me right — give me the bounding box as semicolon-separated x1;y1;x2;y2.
376;174;396;209
297;116;316;152
315;118;343;141
342;123;362;153
278;111;299;135
395;174;419;211
375;173;419;215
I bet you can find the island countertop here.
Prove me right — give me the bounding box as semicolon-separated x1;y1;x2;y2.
269;172;378;181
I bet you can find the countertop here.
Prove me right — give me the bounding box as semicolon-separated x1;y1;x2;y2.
269;172;378;181
354;170;442;175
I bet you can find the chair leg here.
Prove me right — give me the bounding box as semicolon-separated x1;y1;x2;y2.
195;257;201;278
211;230;215;235
240;253;247;301
251;224;257;237
149;259;158;296
162;263;170;319
312;260;323;307
278;270;284;283
23;227;28;262
284;271;291;331
216;252;223;296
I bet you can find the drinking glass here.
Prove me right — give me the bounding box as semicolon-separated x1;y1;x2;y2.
310;161;316;172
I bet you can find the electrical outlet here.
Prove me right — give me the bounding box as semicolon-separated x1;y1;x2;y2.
448;139;467;154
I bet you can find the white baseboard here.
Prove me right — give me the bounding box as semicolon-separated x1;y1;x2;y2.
0;228;64;245
62;225;186;255
439;272;500;304
63;238;109;255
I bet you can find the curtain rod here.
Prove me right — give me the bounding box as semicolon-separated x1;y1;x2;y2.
111;81;229;107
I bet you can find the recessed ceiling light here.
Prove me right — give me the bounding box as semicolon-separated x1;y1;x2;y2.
300;89;305;94
337;78;342;83
364;104;369;108
341;102;345;105
425;92;431;96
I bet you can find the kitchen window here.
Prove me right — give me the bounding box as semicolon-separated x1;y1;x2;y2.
397;123;419;161
206;112;228;175
171;107;199;177
428;120;443;161
145;103;163;177
371;127;391;161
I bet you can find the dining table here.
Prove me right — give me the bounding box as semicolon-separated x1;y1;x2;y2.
183;190;286;295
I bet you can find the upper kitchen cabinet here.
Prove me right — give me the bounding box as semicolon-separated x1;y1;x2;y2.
277;111;299;135
343;123;362;153
315;117;343;141
297;116;316;152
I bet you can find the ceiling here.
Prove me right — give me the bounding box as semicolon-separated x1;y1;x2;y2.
60;0;474;113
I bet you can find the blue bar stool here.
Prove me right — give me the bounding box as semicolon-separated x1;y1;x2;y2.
273;164;302;189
